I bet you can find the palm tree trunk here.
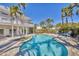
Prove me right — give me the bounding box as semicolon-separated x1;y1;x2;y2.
66;17;68;24
61;17;64;24
71;16;73;24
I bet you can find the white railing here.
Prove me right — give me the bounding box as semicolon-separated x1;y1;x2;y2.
24;23;34;27
0;18;34;27
0;21;22;26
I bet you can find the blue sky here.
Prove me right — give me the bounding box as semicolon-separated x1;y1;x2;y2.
0;3;79;25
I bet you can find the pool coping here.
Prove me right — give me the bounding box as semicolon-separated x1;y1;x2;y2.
47;34;79;56
1;34;79;56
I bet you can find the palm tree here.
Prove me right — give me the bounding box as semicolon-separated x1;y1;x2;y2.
40;18;53;29
61;8;67;24
46;18;54;33
62;7;73;24
70;13;73;24
46;18;54;28
61;16;64;24
69;3;79;23
18;3;27;35
9;6;23;37
70;3;79;8
76;9;79;22
18;3;26;9
61;9;65;24
67;6;74;24
40;21;46;29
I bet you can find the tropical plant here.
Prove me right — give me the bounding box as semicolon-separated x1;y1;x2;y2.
61;6;73;24
61;7;69;24
9;5;23;37
56;23;62;27
69;3;79;8
76;9;79;16
18;3;26;9
40;21;46;29
61;14;64;24
69;3;79;23
40;18;53;29
68;6;73;24
46;18;53;28
18;3;27;35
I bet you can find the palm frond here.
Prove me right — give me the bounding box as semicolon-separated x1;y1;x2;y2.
76;10;79;15
17;11;23;15
18;3;26;9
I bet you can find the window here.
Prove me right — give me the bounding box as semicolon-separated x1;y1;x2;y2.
0;29;4;35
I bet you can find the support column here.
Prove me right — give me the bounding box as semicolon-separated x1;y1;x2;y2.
11;24;14;37
11;17;14;38
19;27;22;36
22;26;25;35
4;28;9;36
25;28;28;35
3;28;6;36
16;27;19;36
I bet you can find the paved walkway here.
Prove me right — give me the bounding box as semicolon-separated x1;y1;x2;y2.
0;34;79;56
0;36;22;56
49;34;79;56
0;34;34;56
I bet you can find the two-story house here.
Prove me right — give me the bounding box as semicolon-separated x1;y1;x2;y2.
0;5;34;37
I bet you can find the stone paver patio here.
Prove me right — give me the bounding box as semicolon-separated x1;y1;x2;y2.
0;34;79;56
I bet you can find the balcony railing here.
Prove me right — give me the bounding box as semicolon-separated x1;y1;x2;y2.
0;20;34;27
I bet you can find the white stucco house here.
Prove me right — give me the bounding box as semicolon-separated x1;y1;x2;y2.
36;26;42;30
0;5;34;37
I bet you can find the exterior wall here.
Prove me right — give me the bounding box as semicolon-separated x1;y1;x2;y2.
0;6;34;36
28;27;33;34
0;28;9;36
4;28;9;36
37;26;42;30
0;25;34;36
0;29;4;35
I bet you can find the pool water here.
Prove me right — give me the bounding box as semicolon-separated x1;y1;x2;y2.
19;34;68;56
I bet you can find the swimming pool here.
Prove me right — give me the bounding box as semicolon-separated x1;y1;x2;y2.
19;34;68;56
